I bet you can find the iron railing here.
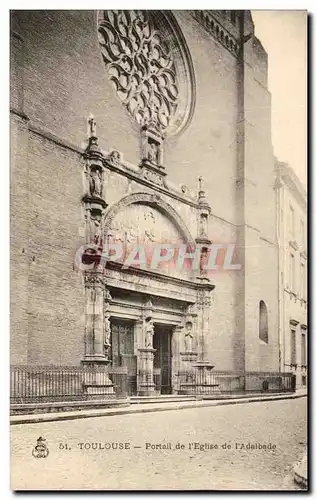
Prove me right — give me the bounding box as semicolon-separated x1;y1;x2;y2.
11;365;297;403
178;370;296;395
10;365;128;404
153;368;161;393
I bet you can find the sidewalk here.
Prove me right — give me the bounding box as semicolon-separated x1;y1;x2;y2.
10;390;307;425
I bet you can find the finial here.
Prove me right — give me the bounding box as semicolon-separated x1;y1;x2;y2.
197;175;211;211
85;114;101;154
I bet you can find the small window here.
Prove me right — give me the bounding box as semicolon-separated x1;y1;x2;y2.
290;205;295;238
300;262;306;299
291;329;297;365
301;331;306;366
289;253;295;291
300;219;305;247
259;300;268;343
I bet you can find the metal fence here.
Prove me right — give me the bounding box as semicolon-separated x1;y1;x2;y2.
178;369;296;396
11;365;297;403
153;368;161;393
10;365;129;404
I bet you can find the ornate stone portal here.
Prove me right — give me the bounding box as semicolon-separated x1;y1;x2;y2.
79;31;214;394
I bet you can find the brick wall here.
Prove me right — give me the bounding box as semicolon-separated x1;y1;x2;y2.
10;10;279;372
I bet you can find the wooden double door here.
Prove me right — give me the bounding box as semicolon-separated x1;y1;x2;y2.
110;318;136;395
110;319;173;395
153;324;173;394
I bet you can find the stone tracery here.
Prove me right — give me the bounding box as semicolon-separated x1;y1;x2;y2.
98;10;179;134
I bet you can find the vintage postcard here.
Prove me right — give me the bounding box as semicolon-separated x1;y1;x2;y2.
10;9;307;491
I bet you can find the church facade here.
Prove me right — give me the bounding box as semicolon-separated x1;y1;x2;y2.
11;10;282;397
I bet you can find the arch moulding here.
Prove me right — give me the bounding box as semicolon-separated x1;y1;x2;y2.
103;192;196;248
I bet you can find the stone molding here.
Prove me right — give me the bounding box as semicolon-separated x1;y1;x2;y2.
190;10;240;57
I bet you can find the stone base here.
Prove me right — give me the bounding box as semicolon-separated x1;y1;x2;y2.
137;383;157;396
177;383;197;395
180;351;198;361
81;359;115;396
83;383;115;397
81;356;110;364
195;384;221;394
137;348;156;396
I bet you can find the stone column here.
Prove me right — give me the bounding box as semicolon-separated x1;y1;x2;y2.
82;272;114;396
137;314;157;396
196;287;213;360
137;348;157;396
178;312;199;394
171;326;181;394
192;361;220;395
83;272;107;362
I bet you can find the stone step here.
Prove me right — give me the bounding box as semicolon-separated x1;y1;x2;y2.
130;395;197;404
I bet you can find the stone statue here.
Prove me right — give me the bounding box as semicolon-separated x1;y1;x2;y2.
145;298;153;309
107;150;121;165
88;115;97;138
145;318;154;348
148;142;159;164
184;322;194;352
200;248;209;275
89;170;102;198
104;313;111;347
200;214;208;237
91;216;102;246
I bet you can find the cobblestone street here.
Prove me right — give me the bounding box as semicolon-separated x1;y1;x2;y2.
11;398;307;491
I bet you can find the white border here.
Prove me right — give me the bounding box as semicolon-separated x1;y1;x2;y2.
2;3;313;499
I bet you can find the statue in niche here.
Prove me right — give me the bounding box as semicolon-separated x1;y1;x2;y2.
89;170;102;198
104;313;111;348
90;214;102;246
184;321;194;352
145;318;154;348
200;247;209;275
104;289;112;303
200;214;208;237
148;141;159;164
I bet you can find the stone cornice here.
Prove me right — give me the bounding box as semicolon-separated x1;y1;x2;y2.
190;10;240;57
24;118;200;209
105;260;215;292
289;318;300;327
275;159;307;209
20;116;238;230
